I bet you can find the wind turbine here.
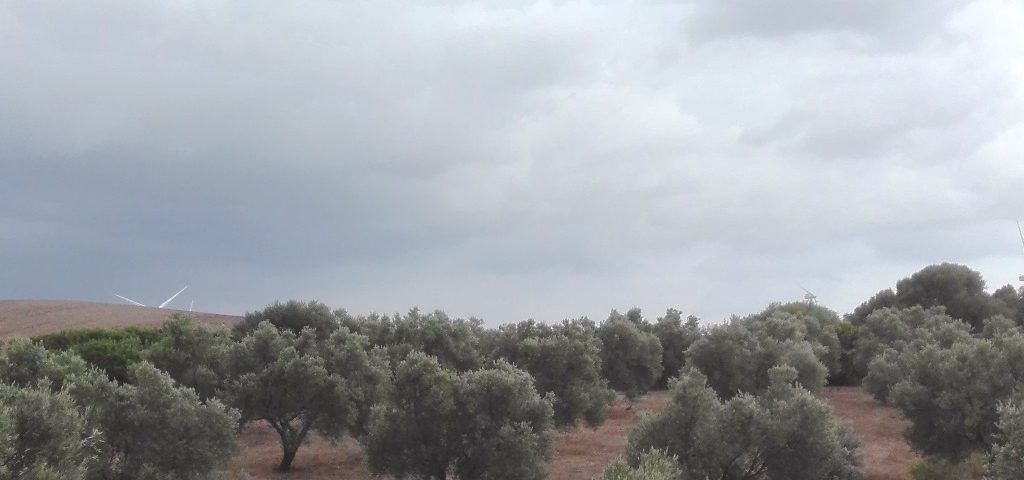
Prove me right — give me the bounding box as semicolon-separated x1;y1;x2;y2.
1017;221;1024;282
114;285;189;309
799;285;818;305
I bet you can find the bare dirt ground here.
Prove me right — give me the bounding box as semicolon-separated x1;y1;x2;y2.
826;386;919;480
230;388;917;480
0;300;240;337
228;392;672;480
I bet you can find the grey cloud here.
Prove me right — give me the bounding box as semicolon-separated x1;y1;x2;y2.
2;0;1023;323
684;0;969;48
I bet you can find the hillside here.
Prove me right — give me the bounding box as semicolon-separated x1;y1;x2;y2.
0;300;241;337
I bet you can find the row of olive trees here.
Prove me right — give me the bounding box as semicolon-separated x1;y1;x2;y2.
141;301;583;477
0;294;869;479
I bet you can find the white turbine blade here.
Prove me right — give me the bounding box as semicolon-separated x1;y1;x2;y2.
158;285;188;309
115;294;146;307
1017;220;1024;254
189;299;194;312
798;284;813;295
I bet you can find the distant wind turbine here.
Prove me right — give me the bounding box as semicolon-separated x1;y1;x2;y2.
114;285;189;309
799;285;818;305
1017;220;1024;282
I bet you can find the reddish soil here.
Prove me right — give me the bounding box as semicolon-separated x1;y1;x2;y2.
0;300;240;337
230;389;917;480
826;386;919;480
228;392;672;480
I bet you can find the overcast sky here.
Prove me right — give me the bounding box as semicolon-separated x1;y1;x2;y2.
2;0;1023;324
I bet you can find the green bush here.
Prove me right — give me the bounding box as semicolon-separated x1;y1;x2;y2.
33;327;166;383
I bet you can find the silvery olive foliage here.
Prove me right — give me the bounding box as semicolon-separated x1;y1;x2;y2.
0;384;96;480
485;319;615;428
82;363;240;480
602;450;685;480
0;340;239;480
598;309;663;400
624;367;861;480
853;306;972;391
143;314;232;400
651;310;701;388
685;320;828;398
988;391;1024;479
848;263;1012;331
743;302;843;379
364;352;554;480
225;321;384;471
886;329;1024;459
338;308;486;371
233;300;340;340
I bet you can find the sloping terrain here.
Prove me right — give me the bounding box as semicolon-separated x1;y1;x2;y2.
0;300;240;337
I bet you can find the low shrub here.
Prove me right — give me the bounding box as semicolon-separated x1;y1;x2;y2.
34;327;166;383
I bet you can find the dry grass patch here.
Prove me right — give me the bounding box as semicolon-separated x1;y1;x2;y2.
0;300;239;337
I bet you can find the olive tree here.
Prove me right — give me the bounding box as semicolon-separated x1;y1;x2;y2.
82;362;239;480
364;352;555;480
364;352;460;479
686;321;827;398
887;332;1024;458
849;263;1005;331
340;308;485;371
651;310;700;388
988;391;1024;479
0;341;239;479
624;367;860;480
143;314;232;400
0;384;96;480
598;312;663;400
0;340;93;390
226;321;382;471
233;300;339;339
851;306;971;382
452;361;555;480
486;320;614;428
744;303;843;378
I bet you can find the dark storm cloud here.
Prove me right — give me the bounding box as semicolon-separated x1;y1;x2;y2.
1;0;1022;322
